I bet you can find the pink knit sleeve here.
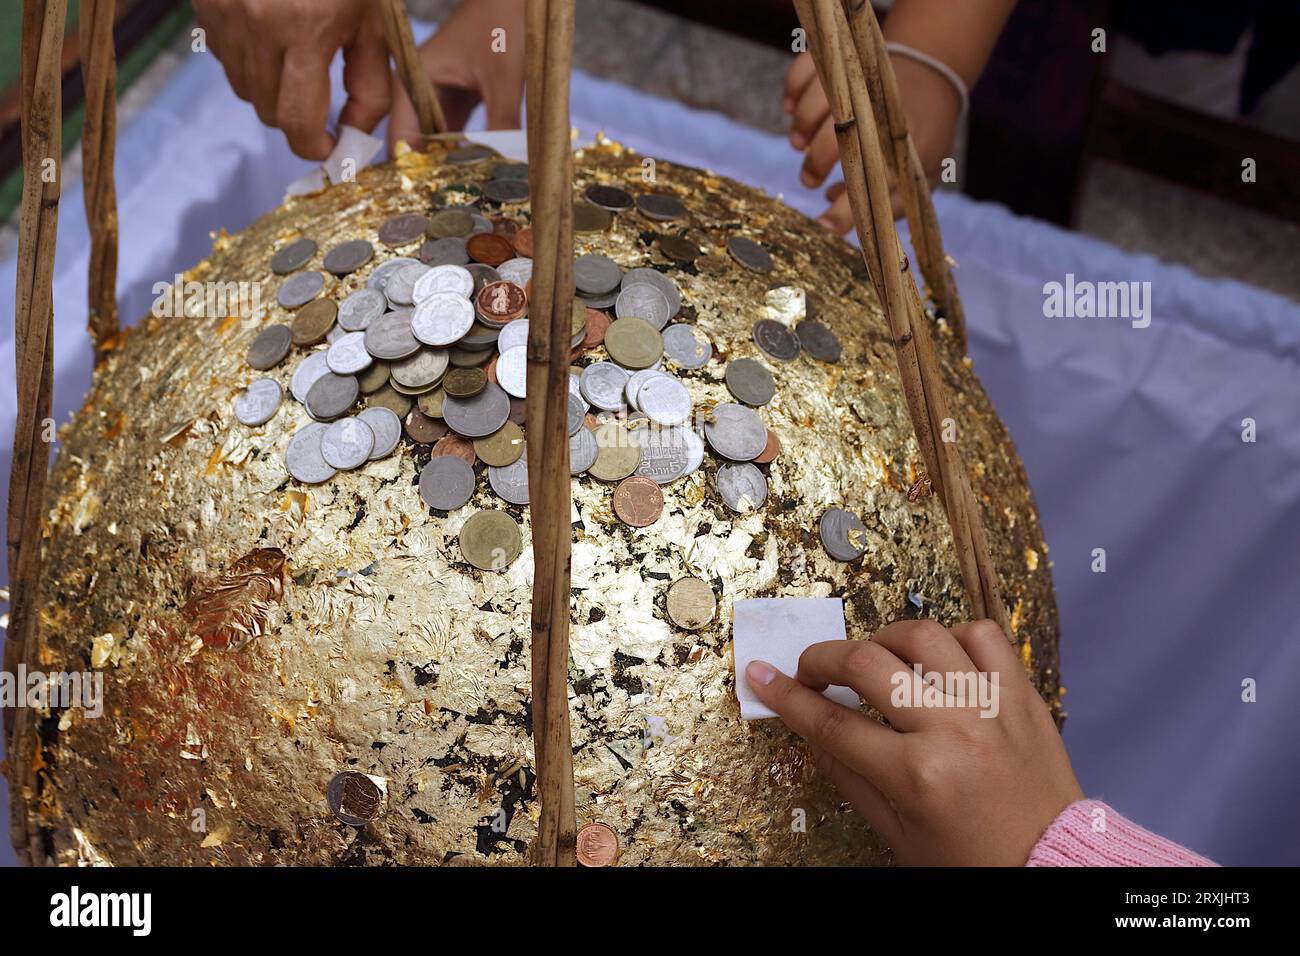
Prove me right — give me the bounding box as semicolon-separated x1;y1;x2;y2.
1026;799;1217;867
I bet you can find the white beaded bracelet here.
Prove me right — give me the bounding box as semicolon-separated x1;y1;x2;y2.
884;40;970;130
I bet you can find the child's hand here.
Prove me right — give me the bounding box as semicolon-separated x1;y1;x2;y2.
745;619;1083;865
388;0;526;148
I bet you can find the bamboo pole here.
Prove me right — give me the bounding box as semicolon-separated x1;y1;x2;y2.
7;0;68;867
795;0;1009;635
523;0;577;867
80;0;119;363
379;0;448;136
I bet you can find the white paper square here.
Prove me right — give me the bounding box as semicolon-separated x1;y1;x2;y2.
733;597;861;720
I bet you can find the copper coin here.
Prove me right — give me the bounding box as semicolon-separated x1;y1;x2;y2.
486;354;499;384
508;397;526;425
613;476;664;528
576;822;620;867
492;216;520;240
466;233;515;267
291;298;338;346
511;227;534;258
430;433;476;467
583;308;611;349
405;408;448;444
753;428;781;464
476;281;528;324
444;367;487;399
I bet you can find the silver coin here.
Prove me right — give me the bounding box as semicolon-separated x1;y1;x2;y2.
323;239;374;276
466;263;501;294
327;331;373;374
285;422;336;484
271;237;316;275
367;257;420;295
488;455;530;505
390;348;449;389
291;350;333;403
678;426;706;479
634;425;689;485
327;325;348;346
580;361;630;412
621;267;681;318
636;192;686;221
364;311;422;361
570;425;598;474
569;372;587;408
820;508;868;561
574;253;622;295
568;391;586;435
497;319;529;353
497;257;533;288
797;320;843;363
637;374;692;426
305;372;360;421
704;403;768;461
321;417;375;470
419;456;476;511
378;212;430;247
469;214;494;236
338;288;387;332
725;357;776;406
662;324;712;369
412;292;475;346
385;262;429;307
233;378;282;426
277;271;325;309
615;283;670;331
495;344;528;398
246;324;293;370
716;461;768;513
581;289;620;310
421;236;470;266
752;318;801;362
624;368;665;411
357;406;401;459
727;236;774;273
442;381;510;438
413;264;474;302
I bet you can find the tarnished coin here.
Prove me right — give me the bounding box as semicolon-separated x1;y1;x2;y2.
233;378;282;426
658;234;699;263
391;348;449;390
338;288;387;332
474;421;524;467
585;184;633;211
358;360;391;394
447;144;496;164
292;298;338;346
365;311;422;361
444;366;488;399
820;508;868;561
323;331;370;376
605;317;664;370
752;318;801;362
477;280;528;325
367;257;420;295
495;344;528;398
634;425;689;485
717;461;768;512
357;406;401;459
725;357;776;406
459;510;523;572
326;771;385;826
509;396;526;425
405;408;448;444
366;383;413;418
573;201;612;233
418;386;445;418
431;432;476;466
420;236;470;266
728;236;774;273
615;283;670;330
452;345;493;368
705;403;768;461
574;253;622;295
590;422;641;481
321;417;375;470
580;361;629;411
291;350;332;403
488;454;530;506
753;428;782;464
412;292;475;346
459;322;501;351
246;323;293;370
662;323;711;369
666;577;717;631
614;475;664;527
277;270;325;309
496;318;529;353
490;161;529;180
797;320;842;363
467;232;515;267
482;178;530;204
271;237;317;275
621;267;682;318
575;822;620;867
323;239;374;276
413;264;474;302
305;372;360;421
378;212;429;248
419;456;476;511
285;422;336;484
569;424;598;474
637;374;692;426
582;309;611;349
442;381;510;438
466;262;503;294
384;262;428;307
426;208;474;240
636;192;686;221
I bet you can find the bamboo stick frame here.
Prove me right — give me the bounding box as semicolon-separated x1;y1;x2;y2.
379;0;448;137
80;0;120;362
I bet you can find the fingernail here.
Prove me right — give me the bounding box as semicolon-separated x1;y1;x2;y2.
746;660;777;686
789;131;806;150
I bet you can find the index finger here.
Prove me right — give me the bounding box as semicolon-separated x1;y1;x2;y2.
277;45;336;161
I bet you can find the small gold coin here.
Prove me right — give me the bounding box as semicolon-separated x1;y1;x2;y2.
291;298;337;346
473;422;524;467
459;510;523;572
666;577;717;631
589;422;641;482
418;387;446;418
444;367;488;399
604;316;664;370
366;383;413;418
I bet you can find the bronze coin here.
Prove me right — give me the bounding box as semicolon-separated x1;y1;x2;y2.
405;408;448;444
753;428;781;464
576;822;620;867
431;433;476;467
613;475;665;528
573;201;612;233
658;234;700;263
291;298;338;346
358;360;391;394
417;387;445;419
366;383;413;418
476;281;528;324
583;308;611;349
444;367;488;399
466;233;515;267
473;421;525;467
511;227;534;258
